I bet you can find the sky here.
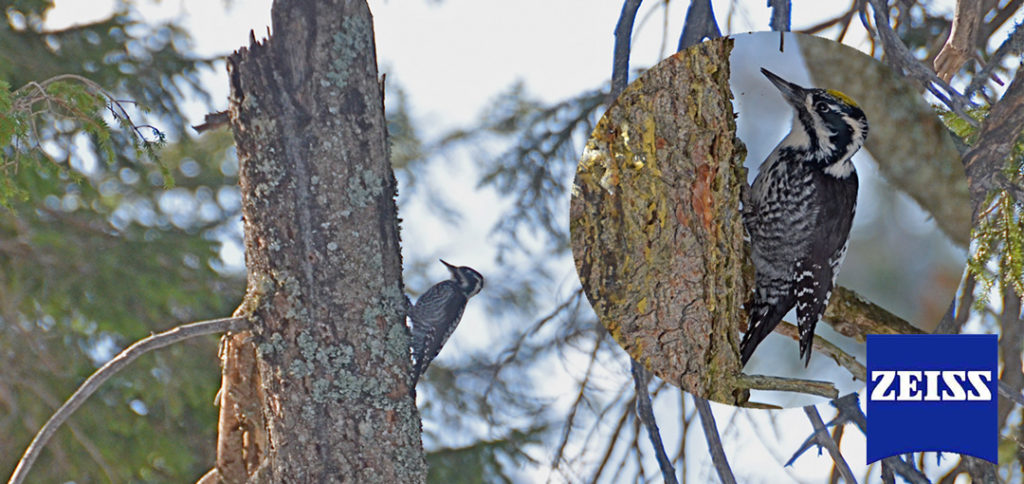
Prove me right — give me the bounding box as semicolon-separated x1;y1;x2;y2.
40;0;1010;482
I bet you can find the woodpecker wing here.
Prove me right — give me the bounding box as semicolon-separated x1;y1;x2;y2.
409;280;468;385
740;286;796;365
740;153;815;365
794;169;858;365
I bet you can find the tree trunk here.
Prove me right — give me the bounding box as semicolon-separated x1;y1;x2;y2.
213;0;424;482
570;38;751;405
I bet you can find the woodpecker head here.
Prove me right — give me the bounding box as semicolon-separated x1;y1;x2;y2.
761;68;868;177
440;259;484;298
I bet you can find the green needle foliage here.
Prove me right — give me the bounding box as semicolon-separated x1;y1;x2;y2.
0;1;242;481
943;108;1024;300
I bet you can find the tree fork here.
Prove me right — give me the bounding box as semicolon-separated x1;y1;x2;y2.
214;0;423;482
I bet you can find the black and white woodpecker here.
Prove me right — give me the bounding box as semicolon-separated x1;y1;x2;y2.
739;68;868;367
409;259;484;388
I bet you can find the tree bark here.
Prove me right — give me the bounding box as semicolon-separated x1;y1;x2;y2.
215;0;424;482
571;38;750;405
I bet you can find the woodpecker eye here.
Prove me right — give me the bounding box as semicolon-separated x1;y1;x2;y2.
814;101;830;113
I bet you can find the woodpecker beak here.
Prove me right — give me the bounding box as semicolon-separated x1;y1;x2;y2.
761;68;808;108
439;259;457;274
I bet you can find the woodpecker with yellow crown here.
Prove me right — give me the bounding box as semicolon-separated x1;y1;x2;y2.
739;68;868;367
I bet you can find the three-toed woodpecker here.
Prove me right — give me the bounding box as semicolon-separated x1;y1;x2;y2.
739;68;868;367
409;260;484;388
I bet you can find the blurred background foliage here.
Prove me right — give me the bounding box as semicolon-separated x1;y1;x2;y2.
1;0;239;480
1;0;1022;482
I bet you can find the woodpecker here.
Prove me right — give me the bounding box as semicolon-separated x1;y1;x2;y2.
409;259;484;389
739;68;868;367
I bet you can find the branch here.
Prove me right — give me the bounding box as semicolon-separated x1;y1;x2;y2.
610;0;643;100
631;361;678;484
8;316;249;484
678;0;721;50
738;374;839;402
787;406;857;484
768;0;791;32
693;397;737;484
965;19;1024;98
963;66;1024;209
774;322;867;381
823;286;925;340
866;0;977;124
829;394;930;484
998;285;1023;425
933;0;983;82
610;4;678;481
192;110;231;133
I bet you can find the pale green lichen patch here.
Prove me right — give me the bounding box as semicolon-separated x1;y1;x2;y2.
326;16;372;87
348;169;385;207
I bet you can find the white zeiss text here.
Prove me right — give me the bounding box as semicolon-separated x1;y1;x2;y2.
870;370;992;401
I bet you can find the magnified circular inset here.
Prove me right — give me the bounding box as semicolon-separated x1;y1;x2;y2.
569;32;968;408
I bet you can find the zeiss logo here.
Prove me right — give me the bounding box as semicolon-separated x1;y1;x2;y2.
866;335;997;464
870;370;993;401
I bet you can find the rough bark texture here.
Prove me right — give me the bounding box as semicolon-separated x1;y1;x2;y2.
217;0;424;482
571;38;750;405
799;34;972;247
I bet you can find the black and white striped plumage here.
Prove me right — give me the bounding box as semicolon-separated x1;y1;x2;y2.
739;68;867;367
409;260;484;388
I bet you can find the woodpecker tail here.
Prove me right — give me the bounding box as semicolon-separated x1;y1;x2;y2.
739;295;795;366
794;259;834;367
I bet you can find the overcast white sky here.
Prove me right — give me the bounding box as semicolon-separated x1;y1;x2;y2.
40;0;1011;482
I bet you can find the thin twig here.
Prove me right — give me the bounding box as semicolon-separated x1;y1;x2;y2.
591;392;635;483
829;394;930;484
8;316;248;484
693;397;737;484
631;360;678;483
965;19;1023;97
788;406;858;483
549;335;603;472
774;321;867;381
866;0;977;125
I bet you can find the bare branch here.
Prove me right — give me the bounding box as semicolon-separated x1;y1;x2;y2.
631;361;678;483
965;20;1023;98
963;66;1024;208
823;286;926;340
739;374;839;401
550;335;603;472
998;285;1023;425
193;110;231;133
787;406;858;484
768;0;791;32
933;0;983;82
829;395;930;484
610;0;643;101
610;4;679;481
774;321;867;381
693;397;737;484
8;316;249;484
678;0;722;50
866;0;977;124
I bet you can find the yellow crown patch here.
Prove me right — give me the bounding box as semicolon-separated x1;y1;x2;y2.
825;89;859;108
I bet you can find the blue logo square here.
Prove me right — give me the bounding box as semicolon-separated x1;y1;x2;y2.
866;334;997;463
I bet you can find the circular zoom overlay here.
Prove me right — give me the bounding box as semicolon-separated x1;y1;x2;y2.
569;32;968;408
